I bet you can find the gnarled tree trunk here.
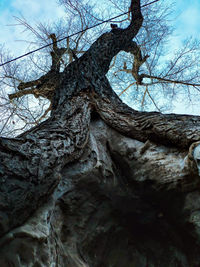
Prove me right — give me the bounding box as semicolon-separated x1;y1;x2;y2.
1;0;200;266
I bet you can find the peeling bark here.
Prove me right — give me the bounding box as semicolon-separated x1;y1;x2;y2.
1;0;200;266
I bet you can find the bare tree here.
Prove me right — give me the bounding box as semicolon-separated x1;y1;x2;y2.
1;0;200;266
1;0;200;137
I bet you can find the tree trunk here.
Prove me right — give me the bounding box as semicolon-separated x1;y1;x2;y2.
1;1;200;266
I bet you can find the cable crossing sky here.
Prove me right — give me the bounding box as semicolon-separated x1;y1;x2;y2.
0;0;160;67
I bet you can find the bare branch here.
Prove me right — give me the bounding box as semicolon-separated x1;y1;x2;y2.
143;74;200;88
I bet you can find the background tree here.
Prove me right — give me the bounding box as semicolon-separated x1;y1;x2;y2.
1;1;200;265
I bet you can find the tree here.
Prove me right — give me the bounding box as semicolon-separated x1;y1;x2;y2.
1;0;200;137
1;0;200;266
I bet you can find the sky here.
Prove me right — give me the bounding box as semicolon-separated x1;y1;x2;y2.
0;0;66;55
175;0;200;39
0;0;200;115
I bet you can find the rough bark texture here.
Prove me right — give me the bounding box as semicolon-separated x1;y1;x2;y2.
1;0;200;266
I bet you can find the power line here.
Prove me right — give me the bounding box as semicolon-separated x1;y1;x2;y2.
0;12;128;67
0;0;160;67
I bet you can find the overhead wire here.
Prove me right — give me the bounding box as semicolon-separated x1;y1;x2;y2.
0;0;160;67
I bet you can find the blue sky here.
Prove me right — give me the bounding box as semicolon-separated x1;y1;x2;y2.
0;0;200;115
175;0;200;40
0;0;66;55
0;0;200;55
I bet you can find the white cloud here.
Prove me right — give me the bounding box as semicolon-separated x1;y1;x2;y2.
0;0;66;56
179;8;200;37
11;0;66;21
174;0;200;40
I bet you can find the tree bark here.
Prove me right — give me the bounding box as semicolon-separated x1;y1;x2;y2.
1;0;200;266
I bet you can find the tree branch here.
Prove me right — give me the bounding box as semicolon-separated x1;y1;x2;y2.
123;41;149;84
9;87;39;100
76;0;143;75
11;33;66;102
143;74;200;87
91;79;200;148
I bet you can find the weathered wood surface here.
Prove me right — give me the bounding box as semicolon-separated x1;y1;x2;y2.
1;0;200;266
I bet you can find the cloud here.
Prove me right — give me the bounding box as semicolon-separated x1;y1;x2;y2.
0;0;66;56
179;8;200;36
174;1;200;39
11;0;65;21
